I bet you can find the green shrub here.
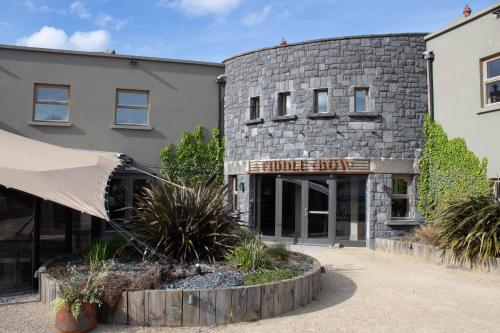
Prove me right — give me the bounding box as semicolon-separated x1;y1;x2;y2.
225;234;269;271
417;115;490;221
434;195;500;268
85;240;108;269
243;269;299;286
160;125;224;188
123;179;239;263
268;242;291;262
105;235;139;260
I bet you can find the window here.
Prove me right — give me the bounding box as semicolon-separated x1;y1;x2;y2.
314;89;328;113
33;84;70;122
250;96;260;120
391;176;410;219
483;56;500;106
116;89;149;125
278;92;292;116
229;176;238;211
354;88;369;112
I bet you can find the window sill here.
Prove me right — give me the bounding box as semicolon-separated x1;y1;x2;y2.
244;118;264;126
29;121;72;127
477;103;500;115
110;124;153;131
306;112;336;119
348;112;379;118
271;115;298;122
385;219;424;226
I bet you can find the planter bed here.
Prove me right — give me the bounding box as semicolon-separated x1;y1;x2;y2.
38;255;321;327
373;238;500;273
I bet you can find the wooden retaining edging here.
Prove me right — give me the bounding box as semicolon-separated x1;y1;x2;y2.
373;238;500;273
39;258;321;327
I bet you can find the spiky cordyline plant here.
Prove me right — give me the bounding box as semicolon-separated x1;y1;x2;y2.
434;195;500;268
123;179;239;263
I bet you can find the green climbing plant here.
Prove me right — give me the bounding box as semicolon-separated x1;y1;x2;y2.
417;115;491;221
160;125;224;188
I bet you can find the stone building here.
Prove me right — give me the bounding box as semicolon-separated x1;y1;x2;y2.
223;33;428;247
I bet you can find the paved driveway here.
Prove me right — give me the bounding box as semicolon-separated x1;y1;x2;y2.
2;246;500;333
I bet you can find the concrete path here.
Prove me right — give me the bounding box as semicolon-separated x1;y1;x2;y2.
2;246;500;333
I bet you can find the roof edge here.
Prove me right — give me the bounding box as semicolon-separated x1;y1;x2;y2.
425;2;500;41
0;44;225;68
223;33;428;63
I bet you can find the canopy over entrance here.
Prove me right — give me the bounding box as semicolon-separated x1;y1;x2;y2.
0;130;122;220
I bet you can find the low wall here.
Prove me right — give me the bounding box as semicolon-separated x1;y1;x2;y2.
373;238;500;273
39;258;321;327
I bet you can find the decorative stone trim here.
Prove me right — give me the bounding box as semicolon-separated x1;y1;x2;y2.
39;256;322;327
347;112;379;118
385;219;424;226
306;112;336;119
271;115;298;122
244;118;264;126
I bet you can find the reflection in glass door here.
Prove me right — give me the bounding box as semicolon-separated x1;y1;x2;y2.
282;179;301;238
307;179;329;239
336;175;366;241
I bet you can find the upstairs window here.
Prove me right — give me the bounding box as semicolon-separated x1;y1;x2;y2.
278;92;292;116
354;88;369;112
484;56;500;106
391;176;410;219
116;89;149;126
33;84;70;122
250;96;260;120
314;89;328;113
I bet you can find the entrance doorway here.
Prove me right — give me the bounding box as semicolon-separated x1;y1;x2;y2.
256;175;367;246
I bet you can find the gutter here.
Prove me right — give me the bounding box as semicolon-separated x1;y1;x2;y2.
216;74;227;143
423;51;435;121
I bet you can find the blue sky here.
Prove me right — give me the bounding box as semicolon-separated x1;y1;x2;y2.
0;0;496;62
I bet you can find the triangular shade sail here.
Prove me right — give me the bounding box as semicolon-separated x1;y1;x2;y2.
0;129;122;220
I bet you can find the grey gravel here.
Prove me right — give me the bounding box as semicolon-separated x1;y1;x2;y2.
0;291;38;305
166;271;243;289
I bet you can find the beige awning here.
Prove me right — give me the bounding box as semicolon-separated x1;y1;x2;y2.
0;129;122;220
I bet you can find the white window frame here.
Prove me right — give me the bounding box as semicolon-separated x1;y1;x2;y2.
115;89;150;126
33;83;70;123
314;89;329;114
483;55;500;107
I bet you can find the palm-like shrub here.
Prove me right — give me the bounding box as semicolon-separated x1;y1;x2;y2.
434;195;500;268
123;180;239;263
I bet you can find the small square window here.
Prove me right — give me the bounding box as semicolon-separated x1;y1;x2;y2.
116;90;149;126
278;92;292;116
250;97;260;120
391;176;410;219
33;84;70;122
354;88;369;112
483;56;500;106
314;89;328;114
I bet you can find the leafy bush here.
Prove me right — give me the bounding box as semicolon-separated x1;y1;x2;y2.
160;125;224;188
268;243;291;262
123;179;239;263
413;224;438;246
225;234;269;271
434;195;500;268
85;240;108;269
417;115;490;220
244;269;299;286
51;264;108;319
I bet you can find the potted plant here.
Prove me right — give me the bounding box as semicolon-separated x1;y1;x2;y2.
51;264;108;333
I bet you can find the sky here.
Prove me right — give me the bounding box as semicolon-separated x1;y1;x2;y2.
0;0;496;63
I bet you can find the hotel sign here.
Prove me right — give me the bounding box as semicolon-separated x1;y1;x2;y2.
248;159;370;174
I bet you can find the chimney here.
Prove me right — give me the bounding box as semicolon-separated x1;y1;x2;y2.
463;4;471;17
279;38;287;47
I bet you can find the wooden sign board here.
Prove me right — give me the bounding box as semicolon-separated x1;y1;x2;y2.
248;159;370;174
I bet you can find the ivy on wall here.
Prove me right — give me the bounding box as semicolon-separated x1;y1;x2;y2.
417;115;491;221
160;125;224;188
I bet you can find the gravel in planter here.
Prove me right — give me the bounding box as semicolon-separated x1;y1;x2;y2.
166;271;243;289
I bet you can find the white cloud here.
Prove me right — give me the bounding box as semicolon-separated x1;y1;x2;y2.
159;0;241;16
95;12;127;31
17;26;110;52
23;0;65;14
70;1;90;19
0;22;8;28
242;5;271;27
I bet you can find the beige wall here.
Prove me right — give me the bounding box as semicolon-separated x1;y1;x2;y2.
425;4;500;178
0;46;224;169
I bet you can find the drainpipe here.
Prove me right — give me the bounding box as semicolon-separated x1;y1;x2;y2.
216;74;226;143
423;51;435;121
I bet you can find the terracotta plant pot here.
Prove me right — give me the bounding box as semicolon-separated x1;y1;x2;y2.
54;302;97;333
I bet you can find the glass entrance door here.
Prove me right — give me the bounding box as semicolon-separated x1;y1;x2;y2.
336;175;367;243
